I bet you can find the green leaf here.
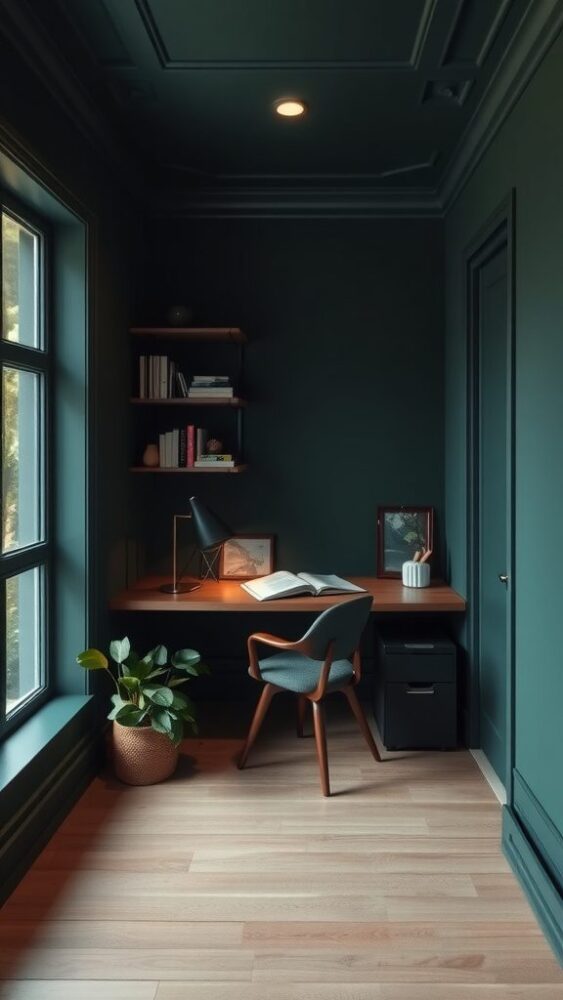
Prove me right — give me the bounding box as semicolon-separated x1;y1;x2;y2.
76;648;108;670
119;675;140;693
171;691;189;710
150;708;172;734
124;657;152;681
115;704;146;727
142;644;168;667
121;650;140;677
170;716;184;745
173;663;200;676
143;686;174;707
146;668;165;680
107;693;127;720
171;648;201;669
169;676;188;688
109;637;130;665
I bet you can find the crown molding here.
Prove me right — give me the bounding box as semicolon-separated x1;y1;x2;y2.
440;0;563;210
133;0;436;71
153;186;443;220
0;0;145;199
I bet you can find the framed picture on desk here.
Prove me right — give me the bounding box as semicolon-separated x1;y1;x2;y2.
220;534;275;579
377;506;434;578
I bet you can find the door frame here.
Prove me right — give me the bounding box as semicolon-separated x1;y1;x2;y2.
464;192;516;802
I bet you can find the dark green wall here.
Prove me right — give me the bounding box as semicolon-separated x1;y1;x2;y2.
139;217;444;577
0;23;138;896
0;27;140;647
444;22;563;944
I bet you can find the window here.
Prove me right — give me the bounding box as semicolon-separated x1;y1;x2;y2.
0;203;51;735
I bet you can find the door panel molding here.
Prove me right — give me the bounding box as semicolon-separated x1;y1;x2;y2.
464;191;515;798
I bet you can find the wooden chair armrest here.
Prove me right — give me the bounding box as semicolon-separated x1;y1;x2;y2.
247;632;304;681
248;632;302;650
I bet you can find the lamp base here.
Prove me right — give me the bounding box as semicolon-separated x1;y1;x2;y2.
159;582;201;594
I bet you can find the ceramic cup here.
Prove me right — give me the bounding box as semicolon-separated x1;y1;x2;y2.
402;561;430;588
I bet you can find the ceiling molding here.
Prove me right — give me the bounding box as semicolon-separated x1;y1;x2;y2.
0;0;145;198
440;0;513;71
153;186;443;220
133;0;436;71
440;0;563;210
163;154;439;186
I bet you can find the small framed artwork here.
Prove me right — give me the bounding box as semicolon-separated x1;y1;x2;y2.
377;506;434;578
219;534;275;580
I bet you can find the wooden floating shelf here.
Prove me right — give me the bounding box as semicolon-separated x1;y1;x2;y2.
129;465;247;474
130;397;246;407
130;327;246;343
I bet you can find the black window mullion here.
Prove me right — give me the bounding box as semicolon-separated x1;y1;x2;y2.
0;195;52;738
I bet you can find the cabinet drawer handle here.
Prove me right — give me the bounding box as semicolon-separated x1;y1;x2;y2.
404;643;435;650
406;685;435;695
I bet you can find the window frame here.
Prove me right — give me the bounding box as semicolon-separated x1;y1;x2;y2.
0;192;53;739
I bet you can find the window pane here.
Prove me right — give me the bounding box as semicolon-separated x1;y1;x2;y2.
2;213;41;349
2;366;43;552
6;566;43;715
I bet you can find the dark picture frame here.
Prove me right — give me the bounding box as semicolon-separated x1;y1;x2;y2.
376;506;434;578
219;534;275;580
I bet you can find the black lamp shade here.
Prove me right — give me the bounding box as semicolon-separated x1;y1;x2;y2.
189;496;232;550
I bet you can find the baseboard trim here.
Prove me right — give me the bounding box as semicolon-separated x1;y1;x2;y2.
0;727;102;904
470;749;507;805
513;769;562;889
503;806;563;964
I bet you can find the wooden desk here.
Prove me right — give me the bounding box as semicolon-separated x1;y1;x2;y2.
110;576;466;614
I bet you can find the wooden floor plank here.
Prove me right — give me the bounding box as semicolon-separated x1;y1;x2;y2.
0;706;561;995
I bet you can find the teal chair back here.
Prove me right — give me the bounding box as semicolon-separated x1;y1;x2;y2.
299;595;373;660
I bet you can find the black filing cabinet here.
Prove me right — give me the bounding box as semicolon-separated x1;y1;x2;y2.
374;628;457;749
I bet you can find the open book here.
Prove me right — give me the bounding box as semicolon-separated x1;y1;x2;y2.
241;571;367;602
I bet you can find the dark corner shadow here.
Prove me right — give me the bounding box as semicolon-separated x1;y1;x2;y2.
169;753;198;780
0;761;126;979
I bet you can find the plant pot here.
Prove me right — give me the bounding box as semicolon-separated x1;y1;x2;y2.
112;721;179;785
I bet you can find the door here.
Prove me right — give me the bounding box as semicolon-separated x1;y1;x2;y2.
470;231;511;787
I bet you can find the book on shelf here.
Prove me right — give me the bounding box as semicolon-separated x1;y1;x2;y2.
176;371;189;397
188;386;234;397
187;424;195;467
192;375;231;383
194;453;233;461
195;427;207;459
241;572;367;602
194;458;235;468
138;355;190;399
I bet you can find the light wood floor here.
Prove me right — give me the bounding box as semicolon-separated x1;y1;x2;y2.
0;699;561;999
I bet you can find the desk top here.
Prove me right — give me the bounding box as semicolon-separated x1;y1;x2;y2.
110;576;466;614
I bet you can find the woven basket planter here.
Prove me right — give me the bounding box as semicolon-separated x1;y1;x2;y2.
112;721;179;785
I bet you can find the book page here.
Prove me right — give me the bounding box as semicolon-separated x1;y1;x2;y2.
297;573;367;595
241;571;309;601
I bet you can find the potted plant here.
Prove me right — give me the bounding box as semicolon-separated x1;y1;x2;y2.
77;637;208;785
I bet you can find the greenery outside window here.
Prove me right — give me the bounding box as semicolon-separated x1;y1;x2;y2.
0;201;51;737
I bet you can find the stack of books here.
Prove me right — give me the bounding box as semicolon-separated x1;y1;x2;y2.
157;425;235;469
188;375;234;399
139;356;189;399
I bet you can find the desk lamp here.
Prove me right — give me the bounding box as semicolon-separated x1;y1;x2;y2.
189;496;232;582
159;497;232;593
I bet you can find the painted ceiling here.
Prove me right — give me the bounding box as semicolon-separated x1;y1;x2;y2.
50;0;531;200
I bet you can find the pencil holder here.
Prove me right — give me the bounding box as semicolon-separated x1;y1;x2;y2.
402;561;430;588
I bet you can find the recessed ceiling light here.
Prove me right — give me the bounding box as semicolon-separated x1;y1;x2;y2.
274;98;307;118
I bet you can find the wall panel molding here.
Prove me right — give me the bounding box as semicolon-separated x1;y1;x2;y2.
503;807;563;963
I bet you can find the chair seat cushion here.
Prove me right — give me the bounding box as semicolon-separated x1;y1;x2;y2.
259;651;354;694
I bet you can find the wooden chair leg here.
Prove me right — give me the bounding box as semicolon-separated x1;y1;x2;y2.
343;686;381;762
312;701;330;796
296;695;308;737
238;684;276;769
